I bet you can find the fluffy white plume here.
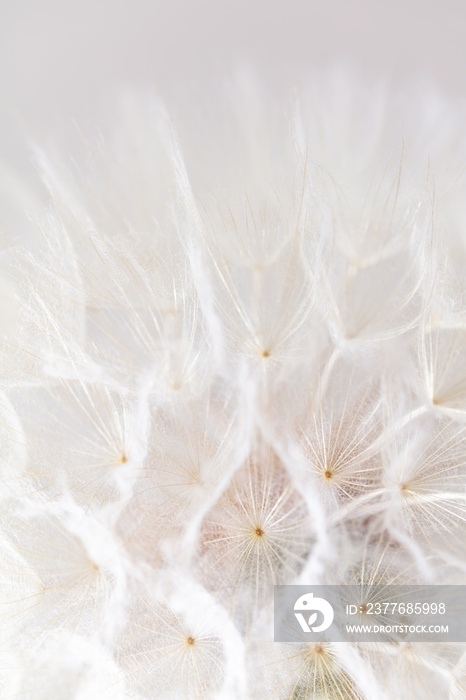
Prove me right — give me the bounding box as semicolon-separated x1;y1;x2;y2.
1;70;466;698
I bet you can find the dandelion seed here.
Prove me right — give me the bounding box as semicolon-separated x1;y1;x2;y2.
3;381;135;511
197;441;314;629
418;319;466;415
118;387;242;565
0;510;111;646
296;354;384;508
115;592;226;698
250;640;366;700
382;411;466;546
196;187;318;374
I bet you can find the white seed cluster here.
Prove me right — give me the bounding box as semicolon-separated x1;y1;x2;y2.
1;73;466;698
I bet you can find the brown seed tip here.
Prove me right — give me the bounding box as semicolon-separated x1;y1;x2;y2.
261;350;270;358
255;527;264;537
120;455;127;464
186;636;195;645
324;469;333;480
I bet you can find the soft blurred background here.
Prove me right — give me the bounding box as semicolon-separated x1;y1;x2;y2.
1;0;465;239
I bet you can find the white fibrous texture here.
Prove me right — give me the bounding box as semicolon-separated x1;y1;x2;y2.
2;72;466;698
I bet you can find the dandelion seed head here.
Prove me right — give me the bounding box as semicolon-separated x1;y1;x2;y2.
2;71;466;697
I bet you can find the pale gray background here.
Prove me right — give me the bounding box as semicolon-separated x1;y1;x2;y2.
2;0;466;131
